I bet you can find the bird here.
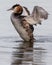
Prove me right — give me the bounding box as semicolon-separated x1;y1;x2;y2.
8;4;48;42
8;4;34;42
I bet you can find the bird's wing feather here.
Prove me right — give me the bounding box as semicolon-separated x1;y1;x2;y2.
24;6;49;25
25;6;48;25
24;6;48;25
32;6;49;20
31;6;49;25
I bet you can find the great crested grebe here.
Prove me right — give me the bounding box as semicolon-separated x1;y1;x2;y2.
8;4;48;41
8;4;34;42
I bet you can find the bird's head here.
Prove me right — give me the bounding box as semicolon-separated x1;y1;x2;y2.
7;4;23;15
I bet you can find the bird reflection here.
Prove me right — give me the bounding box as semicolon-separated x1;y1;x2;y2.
11;41;46;65
11;41;33;65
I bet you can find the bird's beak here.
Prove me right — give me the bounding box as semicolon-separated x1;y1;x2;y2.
7;8;13;11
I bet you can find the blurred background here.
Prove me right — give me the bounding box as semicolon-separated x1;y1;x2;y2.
0;0;52;37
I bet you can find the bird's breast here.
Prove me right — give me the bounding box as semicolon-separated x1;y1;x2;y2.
10;14;31;41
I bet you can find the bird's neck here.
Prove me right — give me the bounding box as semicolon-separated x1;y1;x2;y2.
14;13;21;16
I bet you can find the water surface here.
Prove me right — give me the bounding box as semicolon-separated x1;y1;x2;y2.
0;36;52;65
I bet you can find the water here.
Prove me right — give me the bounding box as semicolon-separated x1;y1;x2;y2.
0;36;52;65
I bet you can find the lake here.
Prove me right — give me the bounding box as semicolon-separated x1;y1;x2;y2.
0;36;52;65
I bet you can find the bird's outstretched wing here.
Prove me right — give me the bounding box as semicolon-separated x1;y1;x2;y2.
31;6;49;25
24;6;49;25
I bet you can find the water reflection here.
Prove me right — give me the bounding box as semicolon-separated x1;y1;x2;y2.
12;41;33;65
33;45;46;65
11;41;46;65
0;36;52;65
